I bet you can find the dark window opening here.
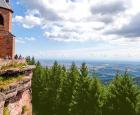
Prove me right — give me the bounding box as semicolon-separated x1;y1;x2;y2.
0;14;4;25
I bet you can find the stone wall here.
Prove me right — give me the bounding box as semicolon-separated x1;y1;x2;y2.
0;8;12;32
0;90;32;115
7;89;32;115
0;65;34;115
0;7;15;59
0;35;15;59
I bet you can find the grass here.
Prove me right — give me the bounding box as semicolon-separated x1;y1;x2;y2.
22;105;28;114
1;62;27;70
3;106;9;115
0;75;23;89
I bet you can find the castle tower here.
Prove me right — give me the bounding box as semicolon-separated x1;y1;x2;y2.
0;0;15;59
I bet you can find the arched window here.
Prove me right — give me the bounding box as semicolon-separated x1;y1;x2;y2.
0;14;4;25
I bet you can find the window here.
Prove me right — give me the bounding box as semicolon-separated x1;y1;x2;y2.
0;14;4;25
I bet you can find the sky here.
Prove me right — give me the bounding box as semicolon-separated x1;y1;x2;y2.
10;0;140;61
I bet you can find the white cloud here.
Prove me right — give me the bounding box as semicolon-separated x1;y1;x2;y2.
16;37;36;44
24;37;36;41
32;44;140;61
16;38;25;44
15;0;140;44
14;0;140;60
13;10;43;29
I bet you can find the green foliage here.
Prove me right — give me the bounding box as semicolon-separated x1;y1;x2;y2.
31;61;140;115
26;56;36;65
103;74;140;115
80;62;88;78
3;106;9;115
1;62;26;70
0;75;23;89
22;105;28;114
87;77;105;115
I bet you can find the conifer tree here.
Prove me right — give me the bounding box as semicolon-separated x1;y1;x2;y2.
71;63;90;115
58;63;79;115
87;77;104;115
26;56;31;64
56;65;69;115
103;74;140;115
31;57;36;65
31;61;140;115
80;62;88;78
41;61;63;115
32;64;44;114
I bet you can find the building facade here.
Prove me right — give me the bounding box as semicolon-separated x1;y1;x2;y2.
0;0;15;59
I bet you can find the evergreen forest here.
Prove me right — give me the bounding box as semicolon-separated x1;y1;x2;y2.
26;57;140;115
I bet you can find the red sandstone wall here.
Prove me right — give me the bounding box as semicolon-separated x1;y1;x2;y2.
0;72;33;115
0;8;12;32
0;7;15;59
0;90;32;115
0;35;15;59
8;90;32;115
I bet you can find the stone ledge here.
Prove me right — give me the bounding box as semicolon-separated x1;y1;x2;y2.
0;93;5;102
0;65;35;76
0;59;26;66
0;77;31;102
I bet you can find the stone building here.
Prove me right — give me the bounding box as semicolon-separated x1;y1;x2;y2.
0;0;15;59
0;1;34;115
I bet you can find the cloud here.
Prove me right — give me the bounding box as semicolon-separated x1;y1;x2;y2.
106;13;140;38
16;39;25;44
32;44;140;61
43;21;105;42
15;0;140;44
16;37;36;44
13;10;43;29
20;0;62;21
90;1;127;15
24;37;36;41
89;0;129;24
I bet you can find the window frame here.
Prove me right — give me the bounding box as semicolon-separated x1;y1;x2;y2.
0;14;4;26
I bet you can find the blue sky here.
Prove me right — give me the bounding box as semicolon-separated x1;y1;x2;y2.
11;0;140;61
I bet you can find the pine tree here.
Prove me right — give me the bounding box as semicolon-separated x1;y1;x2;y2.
80;62;88;78
87;77;104;115
26;56;31;64
71;77;90;115
31;61;140;115
56;65;68;115
36;60;41;66
40;61;63;115
71;63;90;115
32;64;45;115
103;74;140;115
31;57;36;65
57;63;80;115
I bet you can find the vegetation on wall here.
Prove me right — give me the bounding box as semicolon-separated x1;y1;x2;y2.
28;58;140;115
0;75;23;89
0;62;26;70
3;106;9;115
22;105;28;114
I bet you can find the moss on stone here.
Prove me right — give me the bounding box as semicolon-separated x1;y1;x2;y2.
0;75;23;89
1;62;27;70
3;106;9;115
22;105;28;114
